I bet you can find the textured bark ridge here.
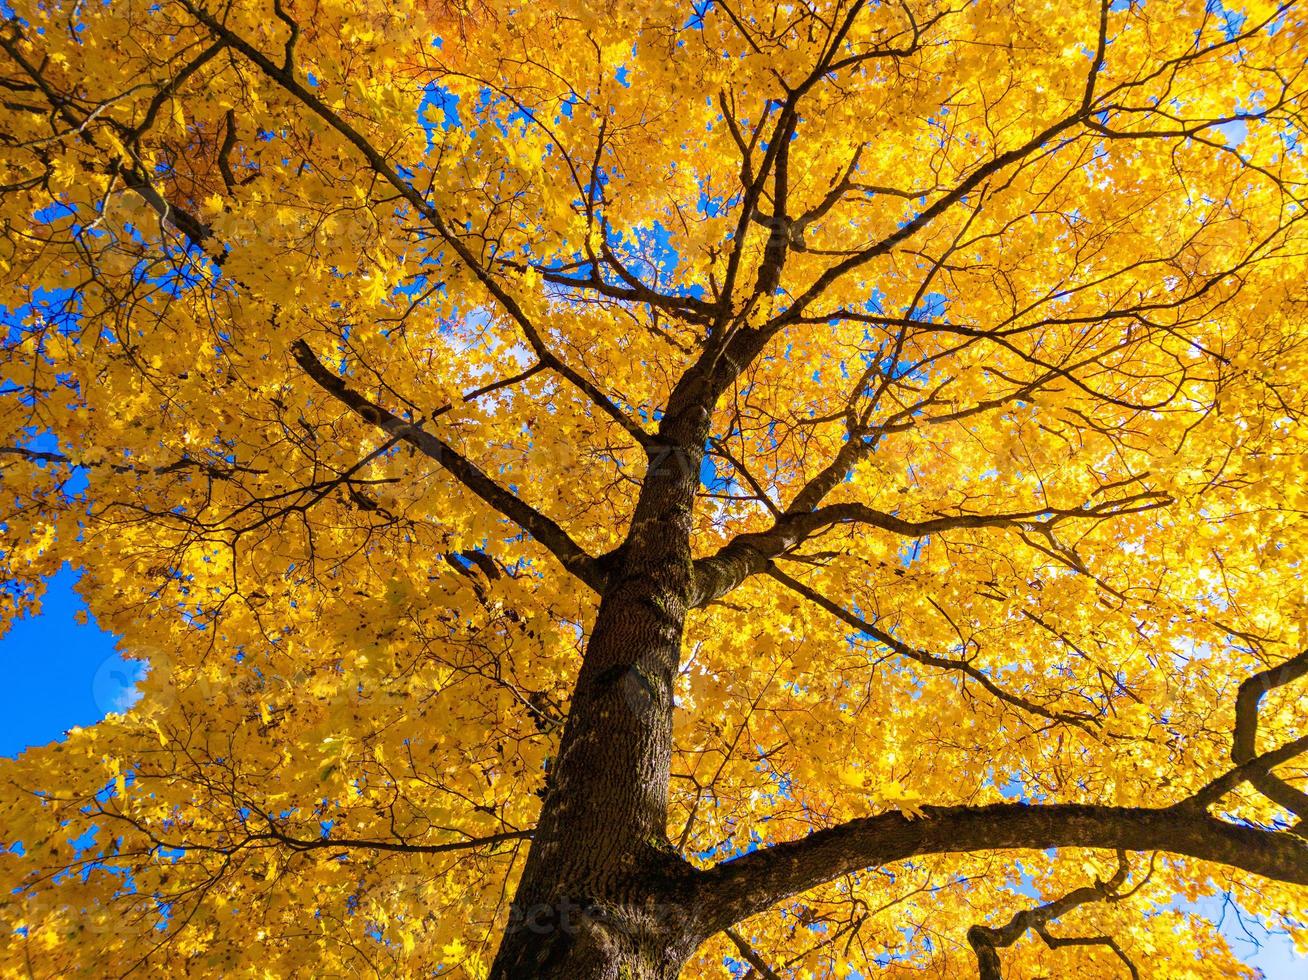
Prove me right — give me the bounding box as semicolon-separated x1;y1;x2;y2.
490;893;696;980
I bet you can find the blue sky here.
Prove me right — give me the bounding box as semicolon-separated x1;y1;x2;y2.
0;571;1303;976
0;564;141;757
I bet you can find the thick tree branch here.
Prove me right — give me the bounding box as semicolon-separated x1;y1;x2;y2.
1185;734;1308;825
291;339;606;593
694;646;1308;937
691;803;1308;937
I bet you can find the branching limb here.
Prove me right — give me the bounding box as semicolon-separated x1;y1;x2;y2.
1181;649;1308;835
691;491;1170;606
1232;648;1308;825
0;27;219;255
692;650;1308;943
292;339;606;593
968;849;1138;980
177;0;652;449
1035;928;1138;980
92;799;531;857
255;826;531;857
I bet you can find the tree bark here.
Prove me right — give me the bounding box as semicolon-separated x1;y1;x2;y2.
487;577;700;979
489;396;712;979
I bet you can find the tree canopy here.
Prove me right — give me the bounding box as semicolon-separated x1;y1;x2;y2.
1;0;1306;976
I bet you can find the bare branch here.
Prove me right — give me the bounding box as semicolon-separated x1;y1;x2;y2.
765;566;1097;729
968;848;1138;980
691;492;1170;606
292;339;606;593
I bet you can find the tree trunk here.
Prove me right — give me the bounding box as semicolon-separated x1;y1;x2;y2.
487;577;701;978
489;401;713;979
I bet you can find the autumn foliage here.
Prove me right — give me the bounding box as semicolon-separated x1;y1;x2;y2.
1;0;1307;976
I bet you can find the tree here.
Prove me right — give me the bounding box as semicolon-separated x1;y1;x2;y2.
0;0;1306;975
